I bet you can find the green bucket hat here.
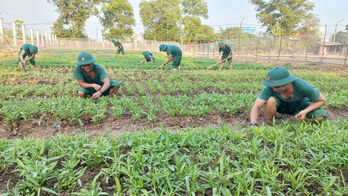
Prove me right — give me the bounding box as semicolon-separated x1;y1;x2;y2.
159;44;167;52
111;38;116;42
76;52;96;66
218;42;226;47
29;45;38;53
142;51;149;56
263;67;296;87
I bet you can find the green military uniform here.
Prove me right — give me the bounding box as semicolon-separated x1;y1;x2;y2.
142;51;156;62
218;42;232;63
73;52;121;96
160;44;182;68
18;44;38;66
113;40;124;55
260;77;327;118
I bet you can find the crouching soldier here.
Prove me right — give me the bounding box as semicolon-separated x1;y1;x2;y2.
18;43;38;70
139;51;156;64
250;67;327;126
73;52;121;99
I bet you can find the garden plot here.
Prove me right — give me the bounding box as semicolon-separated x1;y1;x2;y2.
0;50;347;139
0;49;347;194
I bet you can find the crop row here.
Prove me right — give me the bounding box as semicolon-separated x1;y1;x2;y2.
1;53;276;70
0;65;345;89
0;93;256;123
0;81;261;99
0;120;347;195
1;80;347;108
1;91;347;124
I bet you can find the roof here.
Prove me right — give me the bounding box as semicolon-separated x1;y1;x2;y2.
322;42;344;46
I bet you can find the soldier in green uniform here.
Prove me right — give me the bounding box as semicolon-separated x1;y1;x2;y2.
139;51;156;64
18;43;38;70
159;44;182;71
112;39;124;56
218;42;232;71
250;67;327;126
73;52;121;99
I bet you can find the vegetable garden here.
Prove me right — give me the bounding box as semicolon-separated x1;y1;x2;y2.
0;49;347;195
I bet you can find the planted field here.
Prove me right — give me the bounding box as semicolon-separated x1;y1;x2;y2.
0;49;347;195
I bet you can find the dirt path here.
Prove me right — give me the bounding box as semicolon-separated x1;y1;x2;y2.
1;107;347;140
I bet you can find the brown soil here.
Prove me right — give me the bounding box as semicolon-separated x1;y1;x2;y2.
0;106;347;140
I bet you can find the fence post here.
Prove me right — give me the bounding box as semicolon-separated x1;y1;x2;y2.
12;22;17;46
321;24;327;62
0;17;4;43
36;30;40;46
30;28;34;44
291;38;295;62
41;31;44;47
345;46;348;65
45;32;48;46
22;25;26;44
49;33;52;45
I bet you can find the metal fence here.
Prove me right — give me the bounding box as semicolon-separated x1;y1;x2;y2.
1;17;347;65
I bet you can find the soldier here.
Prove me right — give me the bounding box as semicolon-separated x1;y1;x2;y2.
250;67;327;126
159;44;182;71
139;51;156;64
112;39;125;56
18;43;38;70
217;42;232;70
73;52;121;99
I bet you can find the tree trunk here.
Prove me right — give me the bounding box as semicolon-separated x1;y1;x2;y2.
277;36;283;61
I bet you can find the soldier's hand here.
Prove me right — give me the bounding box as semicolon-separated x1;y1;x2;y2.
91;91;102;100
93;84;102;91
295;110;307;120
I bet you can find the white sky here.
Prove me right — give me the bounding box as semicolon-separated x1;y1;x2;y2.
0;0;347;39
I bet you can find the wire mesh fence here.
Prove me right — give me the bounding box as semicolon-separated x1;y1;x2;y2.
1;18;347;65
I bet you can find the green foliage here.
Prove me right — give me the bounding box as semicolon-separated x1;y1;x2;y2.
140;0;182;41
335;31;348;45
139;0;211;43
217;27;255;40
250;0;315;59
181;0;212;44
1;121;348;194
250;0;315;37
14;20;24;38
100;0;135;40
0;50;347;194
48;0;101;38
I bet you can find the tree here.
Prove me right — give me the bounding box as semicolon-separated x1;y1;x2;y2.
195;25;217;43
336;31;348;45
249;0;315;59
48;0;102;38
140;0;182;42
181;0;209;43
297;14;320;59
13;20;24;39
217;27;255;40
100;0;135;40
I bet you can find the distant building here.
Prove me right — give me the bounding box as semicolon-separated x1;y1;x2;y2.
241;27;256;35
320;41;344;54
